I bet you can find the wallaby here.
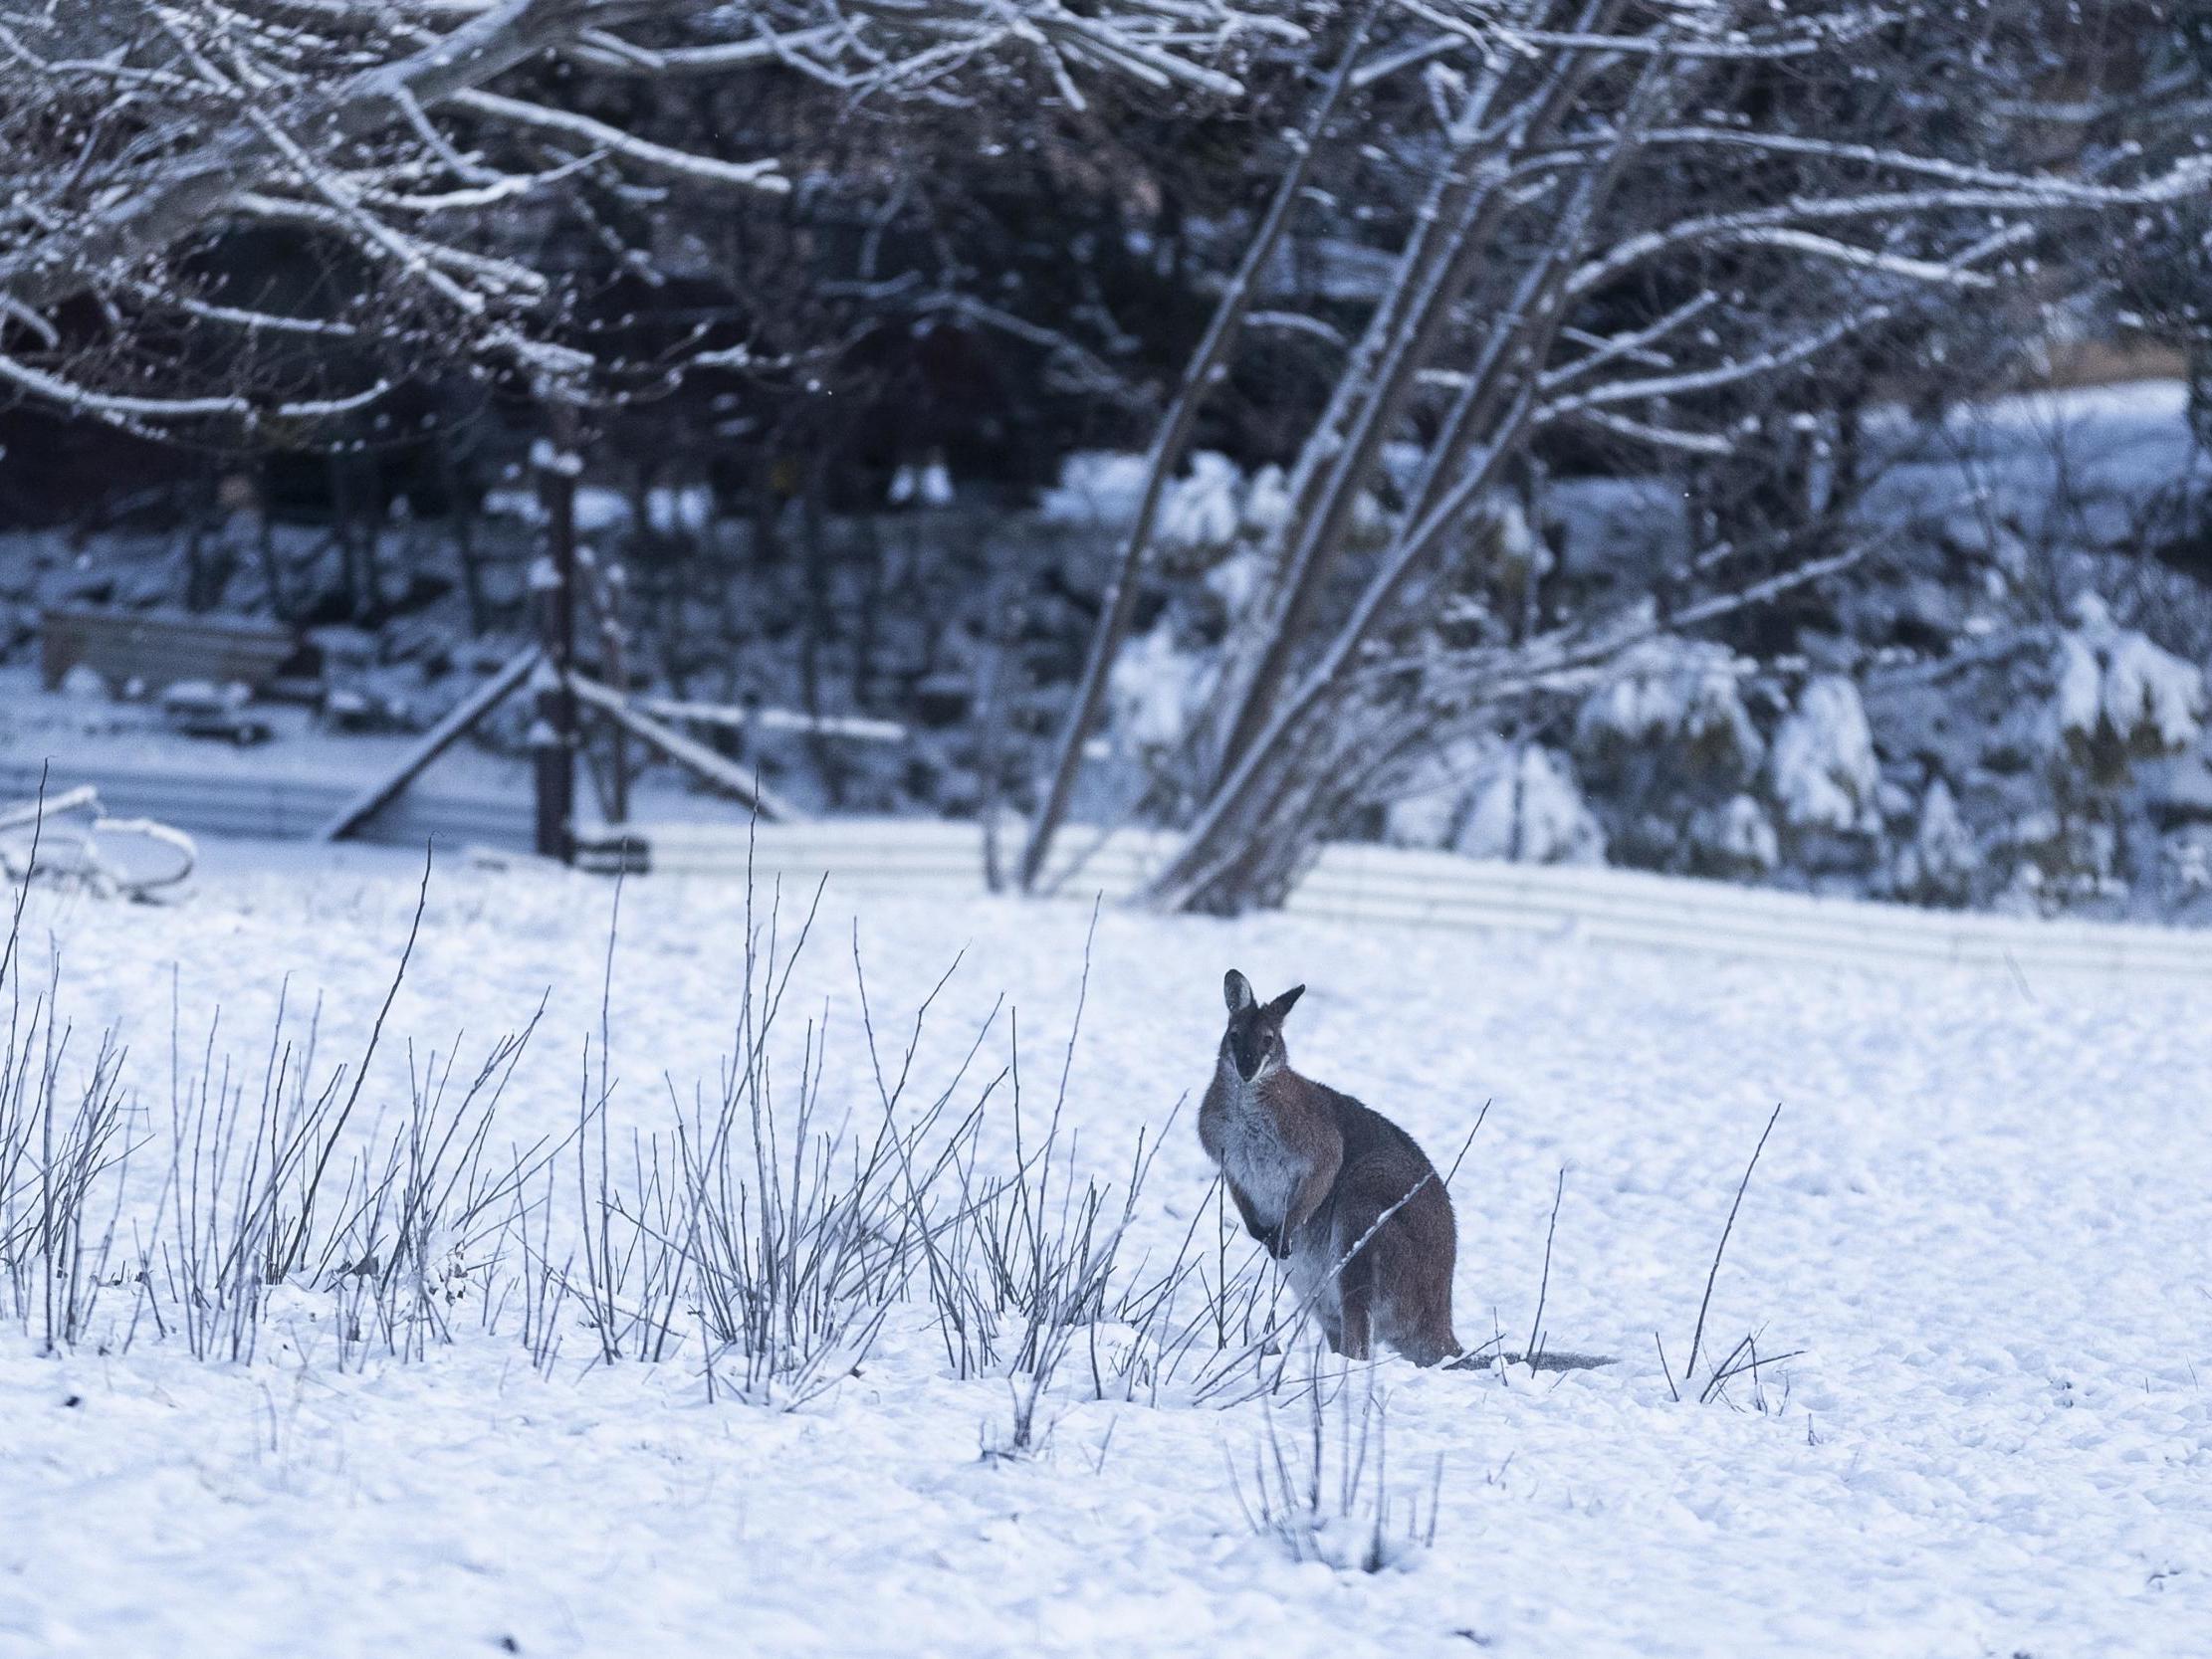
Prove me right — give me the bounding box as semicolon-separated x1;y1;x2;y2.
1200;969;1464;1366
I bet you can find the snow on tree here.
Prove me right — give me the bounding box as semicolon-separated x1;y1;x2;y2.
0;0;1283;433
1457;746;1606;867
1892;778;1981;904
2052;595;2206;778
1574;637;1761;782
998;0;2212;913
1770;677;1880;835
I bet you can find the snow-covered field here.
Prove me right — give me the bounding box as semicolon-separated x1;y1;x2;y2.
5;846;2211;1658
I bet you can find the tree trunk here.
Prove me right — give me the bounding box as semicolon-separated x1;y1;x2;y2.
1016;2;1379;891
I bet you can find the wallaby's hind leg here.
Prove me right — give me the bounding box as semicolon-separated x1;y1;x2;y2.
1386;1215;1463;1365
1356;1233;1452;1365
1334;1246;1374;1360
1331;1155;1461;1367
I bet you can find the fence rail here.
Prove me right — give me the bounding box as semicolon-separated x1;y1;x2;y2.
5;755;2207;982
636;818;2212;982
0;758;533;852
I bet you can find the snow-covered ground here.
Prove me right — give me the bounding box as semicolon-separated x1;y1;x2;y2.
5;847;2211;1658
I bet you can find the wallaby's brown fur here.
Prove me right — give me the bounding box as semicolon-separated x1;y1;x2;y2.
1199;969;1464;1366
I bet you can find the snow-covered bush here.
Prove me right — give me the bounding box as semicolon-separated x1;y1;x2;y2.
1037;451;1152;526
1232;1389;1438;1575
1458;745;1607;865
1692;794;1782;878
2002;809;2123;906
1204;546;1266;622
1382;740;1604;865
1382;738;1489;849
1575;637;1762;783
1890;778;1981;903
1037;450;1248;557
1769;677;1880;834
888;453;955;509
1106;624;1212;757
2050;594;2205;784
1157;452;1243;554
1239;464;1292;540
1487;497;1555;613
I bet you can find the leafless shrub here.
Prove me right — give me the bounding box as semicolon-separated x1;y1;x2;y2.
1655;1102;1801;1408
1227;1374;1442;1573
0;919;132;1350
5;823;1534;1438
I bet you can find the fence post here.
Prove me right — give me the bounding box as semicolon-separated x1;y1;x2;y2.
531;417;580;863
599;559;630;825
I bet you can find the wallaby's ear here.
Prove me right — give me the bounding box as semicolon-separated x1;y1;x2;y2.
1267;984;1305;1020
1223;969;1255;1014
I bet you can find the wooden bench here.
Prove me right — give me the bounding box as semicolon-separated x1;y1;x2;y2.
41;605;300;696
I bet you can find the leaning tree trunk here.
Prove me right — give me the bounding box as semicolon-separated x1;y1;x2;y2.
1150;21;1662;912
1016;2;1380;892
1195;0;1628;795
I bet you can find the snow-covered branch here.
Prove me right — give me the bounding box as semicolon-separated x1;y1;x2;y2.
1569;157;2212;299
0;0;1286;429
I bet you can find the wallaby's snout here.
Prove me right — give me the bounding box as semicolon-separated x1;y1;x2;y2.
1221;968;1303;1083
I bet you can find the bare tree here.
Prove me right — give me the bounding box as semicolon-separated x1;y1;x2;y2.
1016;0;1380;891
1015;0;2212;913
0;0;1285;434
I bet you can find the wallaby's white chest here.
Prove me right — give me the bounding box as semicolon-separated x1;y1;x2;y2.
1207;1070;1309;1225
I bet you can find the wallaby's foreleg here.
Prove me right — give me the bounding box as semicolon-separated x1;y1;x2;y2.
1279;1141;1344;1255
1222;1176;1275;1253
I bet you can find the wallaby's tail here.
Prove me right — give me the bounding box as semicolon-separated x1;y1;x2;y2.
1445;1348;1615;1373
